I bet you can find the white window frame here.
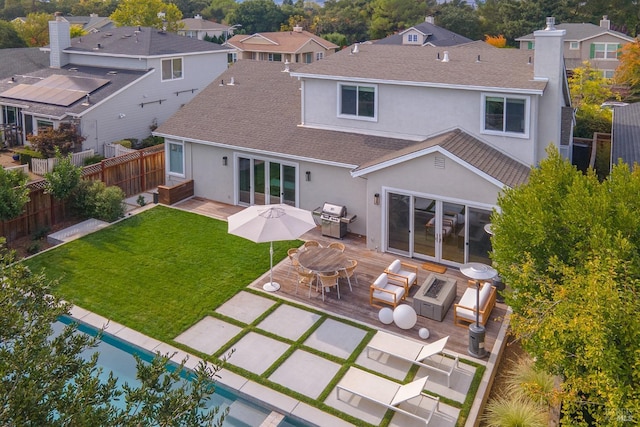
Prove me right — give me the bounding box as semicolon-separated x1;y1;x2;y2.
315;52;323;61
593;43;618;60
268;53;282;62
602;69;615;79
569;41;579;50
167;141;185;177
337;83;378;122
481;93;529;138
161;57;183;81
407;34;418;43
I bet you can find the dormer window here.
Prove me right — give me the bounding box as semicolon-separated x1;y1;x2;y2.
407;34;418;43
338;83;377;120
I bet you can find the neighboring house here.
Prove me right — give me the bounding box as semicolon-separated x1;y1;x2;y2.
516;15;634;78
178;15;231;40
154;18;572;267
225;27;338;64
0;14;229;154
375;16;474;47
611;102;640;168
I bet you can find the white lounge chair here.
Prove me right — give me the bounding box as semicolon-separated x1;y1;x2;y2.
337;373;439;425
366;331;459;387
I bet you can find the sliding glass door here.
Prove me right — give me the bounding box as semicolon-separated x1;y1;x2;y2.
237;156;297;206
386;191;491;265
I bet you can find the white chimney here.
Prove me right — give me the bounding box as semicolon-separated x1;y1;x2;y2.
442;51;449;62
600;15;610;30
195;14;202;20
351;43;359;54
293;25;303;33
49;12;70;68
533;17;566;163
425;16;435;24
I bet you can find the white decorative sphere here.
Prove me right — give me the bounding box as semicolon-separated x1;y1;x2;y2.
393;305;417;330
378;307;394;325
419;328;430;340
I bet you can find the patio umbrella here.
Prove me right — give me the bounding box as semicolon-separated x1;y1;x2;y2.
227;204;316;292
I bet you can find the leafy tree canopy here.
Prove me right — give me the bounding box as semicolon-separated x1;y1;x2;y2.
0;239;227;426
434;0;483;41
44;148;82;201
0;19;26;47
110;0;183;32
226;0;286;34
27;122;86;158
569;62;618;137
0;167;30;222
201;0;237;23
615;37;640;98
368;0;436;40
12;12;50;47
491;147;640;425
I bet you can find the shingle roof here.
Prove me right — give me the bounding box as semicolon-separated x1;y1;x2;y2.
226;30;338;54
179;18;228;31
0;65;148;119
0;48;49;79
612;102;640;167
53;26;226;57
154;60;530;187
375;22;474;47
291;42;546;93
516;22;633;42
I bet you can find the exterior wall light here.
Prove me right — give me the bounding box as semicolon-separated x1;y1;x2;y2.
305;171;311;181
223;156;228;166
374;193;380;205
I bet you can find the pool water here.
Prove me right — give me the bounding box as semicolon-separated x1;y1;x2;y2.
55;317;304;427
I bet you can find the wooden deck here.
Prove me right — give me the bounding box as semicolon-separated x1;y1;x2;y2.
174;197;509;358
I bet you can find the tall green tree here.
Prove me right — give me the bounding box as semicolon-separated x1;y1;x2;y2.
0;167;30;222
0;239;227;426
201;0;237;23
0;19;26;47
12;11;50;47
491;147;640;425
44;149;82;201
569;61;617;137
226;0;285;34
435;0;482;41
110;0;183;32
316;0;371;44
368;0;436;40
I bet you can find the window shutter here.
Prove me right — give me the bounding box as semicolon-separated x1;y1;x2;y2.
617;43;622;58
590;43;595;58
528;41;533;50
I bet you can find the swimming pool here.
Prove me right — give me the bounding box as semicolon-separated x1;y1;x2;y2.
55;317;304;427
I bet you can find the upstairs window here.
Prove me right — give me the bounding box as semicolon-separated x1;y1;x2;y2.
303;52;312;63
315;52;324;61
407;34;418;43
483;95;528;136
339;84;376;120
162;58;183;81
591;43;620;59
569;41;579;50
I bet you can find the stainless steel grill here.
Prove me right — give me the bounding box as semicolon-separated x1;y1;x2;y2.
313;202;357;239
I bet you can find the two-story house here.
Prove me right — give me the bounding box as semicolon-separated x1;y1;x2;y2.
0;14;229;154
224;27;338;64
178;15;232;41
375;16;474;47
154;18;572;267
516;15;634;78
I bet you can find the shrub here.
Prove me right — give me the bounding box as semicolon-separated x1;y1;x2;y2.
26;241;41;255
505;357;558;407
0;167;30;221
70;180;125;222
483;396;547;427
136;194;147;207
15;147;44;165
139;135;164;148
115;139;132;149
83;154;105;166
32;226;50;241
27;122;85;157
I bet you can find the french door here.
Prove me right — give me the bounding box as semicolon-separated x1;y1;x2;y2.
386;191;490;265
238;157;296;206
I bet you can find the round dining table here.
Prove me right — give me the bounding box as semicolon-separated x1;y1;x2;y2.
297;246;349;273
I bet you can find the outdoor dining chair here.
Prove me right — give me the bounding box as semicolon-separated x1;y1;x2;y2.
338;259;358;291
327;241;345;252
318;271;340;301
287;247;300;276
295;267;317;297
303;240;321;250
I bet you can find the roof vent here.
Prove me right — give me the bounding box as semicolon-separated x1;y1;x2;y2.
282;59;290;73
68;67;78;72
476;55;480;62
436;52;440;60
545;17;555;31
82;94;91;106
227;77;235;86
442;51;449;62
350;43;359;54
293;25;303;33
107;70;118;75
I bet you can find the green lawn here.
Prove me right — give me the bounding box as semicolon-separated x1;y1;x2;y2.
23;205;299;342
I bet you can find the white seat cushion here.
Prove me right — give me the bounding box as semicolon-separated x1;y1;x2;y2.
374;273;388;287
398;268;417;285
372;284;405;302
387;260;401;273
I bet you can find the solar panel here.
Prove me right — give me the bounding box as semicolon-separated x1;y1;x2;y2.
0;75;110;107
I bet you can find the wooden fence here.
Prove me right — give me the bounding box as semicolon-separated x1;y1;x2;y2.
31;149;95;175
1;145;165;243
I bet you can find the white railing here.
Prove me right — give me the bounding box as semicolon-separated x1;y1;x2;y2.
30;149;95;175
2;163;29;174
105;143;136;158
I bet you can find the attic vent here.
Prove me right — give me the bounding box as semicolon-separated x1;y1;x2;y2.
107;70;118;75
434;156;445;169
122;34;132;38
103;33;112;37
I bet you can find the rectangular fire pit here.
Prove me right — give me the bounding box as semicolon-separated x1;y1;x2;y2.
413;273;457;321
